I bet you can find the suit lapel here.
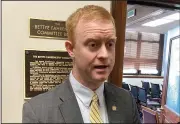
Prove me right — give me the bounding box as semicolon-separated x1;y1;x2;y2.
104;83;125;123
57;79;129;123
57;79;84;123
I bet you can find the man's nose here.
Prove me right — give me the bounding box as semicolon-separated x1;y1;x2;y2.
97;44;108;59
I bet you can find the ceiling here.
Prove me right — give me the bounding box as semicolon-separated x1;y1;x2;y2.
126;4;180;34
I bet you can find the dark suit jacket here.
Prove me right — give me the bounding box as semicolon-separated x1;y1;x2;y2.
22;79;140;123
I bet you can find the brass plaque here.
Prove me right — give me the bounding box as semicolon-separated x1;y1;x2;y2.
25;50;72;98
30;18;67;39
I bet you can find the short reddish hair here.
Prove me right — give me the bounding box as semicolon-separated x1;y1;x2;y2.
66;5;115;44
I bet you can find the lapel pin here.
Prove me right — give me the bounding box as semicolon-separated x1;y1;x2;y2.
112;105;117;111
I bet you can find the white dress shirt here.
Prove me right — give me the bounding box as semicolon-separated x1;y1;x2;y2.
69;72;109;123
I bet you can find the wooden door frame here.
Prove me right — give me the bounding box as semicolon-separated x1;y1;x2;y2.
108;1;127;87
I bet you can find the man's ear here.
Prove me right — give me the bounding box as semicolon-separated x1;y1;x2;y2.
65;40;74;58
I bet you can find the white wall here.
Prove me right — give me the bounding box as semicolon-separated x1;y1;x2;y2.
2;1;111;122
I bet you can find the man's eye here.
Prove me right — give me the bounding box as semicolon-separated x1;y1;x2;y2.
89;43;97;47
107;42;115;47
91;44;96;47
108;43;112;47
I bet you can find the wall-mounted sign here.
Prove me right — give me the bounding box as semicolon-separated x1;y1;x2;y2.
127;9;136;18
30;18;67;40
25;50;72;98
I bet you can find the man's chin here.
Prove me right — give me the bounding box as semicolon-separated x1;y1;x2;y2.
93;76;107;83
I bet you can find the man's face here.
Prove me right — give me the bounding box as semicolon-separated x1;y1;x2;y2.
72;19;116;84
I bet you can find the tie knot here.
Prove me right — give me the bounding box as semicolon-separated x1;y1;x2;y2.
92;93;98;102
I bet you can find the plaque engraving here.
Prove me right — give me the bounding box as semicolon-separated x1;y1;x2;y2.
25;50;72;98
30;18;67;39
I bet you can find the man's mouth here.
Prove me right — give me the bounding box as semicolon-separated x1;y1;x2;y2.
94;65;109;69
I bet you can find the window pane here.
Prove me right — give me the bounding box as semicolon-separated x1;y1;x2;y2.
123;61;136;69
125;31;138;40
139;62;157;69
124;41;137;58
141;32;160;41
123;69;137;74
140;42;159;59
123;30;163;75
140;69;158;74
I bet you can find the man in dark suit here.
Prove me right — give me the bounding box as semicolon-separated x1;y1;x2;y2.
22;5;140;123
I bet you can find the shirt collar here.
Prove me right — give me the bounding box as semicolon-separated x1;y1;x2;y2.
69;71;105;108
